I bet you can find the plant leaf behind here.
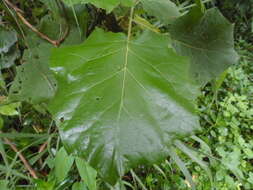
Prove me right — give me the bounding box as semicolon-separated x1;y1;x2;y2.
0;72;5;89
72;182;88;190
63;0;134;13
141;0;180;24
9;4;89;104
169;8;239;85
9;61;57;104
0;102;20;116
0;27;19;69
0;26;17;54
54;147;74;182
48;28;200;184
0;180;9;190
75;157;97;190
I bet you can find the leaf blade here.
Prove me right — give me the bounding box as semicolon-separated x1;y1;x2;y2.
48;28;200;184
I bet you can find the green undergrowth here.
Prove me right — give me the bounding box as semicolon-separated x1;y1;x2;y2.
195;40;253;190
0;0;252;189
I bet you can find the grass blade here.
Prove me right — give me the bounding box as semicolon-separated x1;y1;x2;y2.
174;140;213;188
130;169;148;190
168;146;196;190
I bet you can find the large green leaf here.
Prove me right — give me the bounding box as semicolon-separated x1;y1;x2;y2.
63;0;134;12
141;0;180;24
48;28;200;184
169;8;239;84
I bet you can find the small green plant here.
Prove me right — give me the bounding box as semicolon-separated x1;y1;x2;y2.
34;147;97;190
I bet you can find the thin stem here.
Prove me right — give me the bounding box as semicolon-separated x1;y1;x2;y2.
1;132;38;179
4;0;24;13
3;0;69;47
3;0;28;47
38;141;48;166
127;6;135;41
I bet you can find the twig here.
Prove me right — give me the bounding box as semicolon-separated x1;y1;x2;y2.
3;0;69;47
1;133;38;179
38;141;48;166
4;0;24;14
38;141;48;154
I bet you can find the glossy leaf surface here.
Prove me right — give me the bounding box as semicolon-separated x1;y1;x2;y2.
48;28;200;184
169;8;239;84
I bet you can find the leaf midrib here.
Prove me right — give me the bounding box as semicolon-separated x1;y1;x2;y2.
117;6;135;121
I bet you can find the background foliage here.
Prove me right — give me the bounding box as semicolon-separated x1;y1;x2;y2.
0;0;252;189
